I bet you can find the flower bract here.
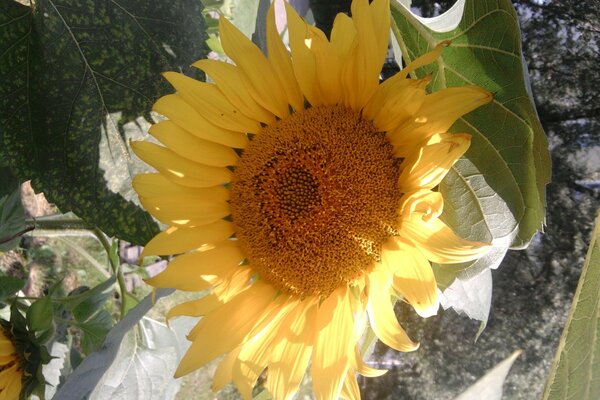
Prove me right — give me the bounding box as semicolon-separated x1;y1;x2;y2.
132;0;493;398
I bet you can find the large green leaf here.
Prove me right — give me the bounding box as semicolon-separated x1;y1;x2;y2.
542;212;600;400
0;0;208;245
391;0;550;247
391;0;551;320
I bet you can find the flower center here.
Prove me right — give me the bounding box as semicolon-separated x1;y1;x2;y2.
230;105;401;297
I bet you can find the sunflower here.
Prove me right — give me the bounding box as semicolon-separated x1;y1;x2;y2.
132;0;493;398
0;326;22;400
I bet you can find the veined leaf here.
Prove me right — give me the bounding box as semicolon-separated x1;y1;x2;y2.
391;0;551;321
542;212;600;400
55;288;174;399
0;0;208;245
391;0;550;250
0;188;27;252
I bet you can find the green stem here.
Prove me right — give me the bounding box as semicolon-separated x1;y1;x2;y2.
25;217;93;231
91;227;128;320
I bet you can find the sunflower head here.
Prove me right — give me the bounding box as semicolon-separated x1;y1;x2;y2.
0;307;51;400
133;0;492;398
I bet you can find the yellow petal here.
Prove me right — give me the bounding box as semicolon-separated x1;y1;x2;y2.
0;364;21;400
398;40;450;79
350;345;387;378
401;217;491;264
139;183;229;223
312;286;354;400
131;141;232;188
149;121;238;167
145;241;244;291
398;133;471;191
382;239;439;318
330;13;357;62
266;298;317;400
310;32;342;105
364;77;428;132
175;281;277;377
285;2;322;106
132;173;206;198
340;369;360;400
343;0;389;109
212;347;240;391
366;269;419;352
153;94;248;148
266;3;305;112
162;72;261;133
219;17;289;118
388;86;492;154
141;221;234;258
193;59;276;124
398;189;444;222
234;296;295;400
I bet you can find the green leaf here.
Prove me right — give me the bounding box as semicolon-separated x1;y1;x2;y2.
0;275;25;302
391;0;551;322
55;289;174;399
0;0;208;245
26;296;54;332
75;309;113;354
0;188;27;252
542;213;600;400
455;350;522;400
59;276;116;322
90;317;195;399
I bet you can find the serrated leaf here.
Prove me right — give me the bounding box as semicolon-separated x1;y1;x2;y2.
542;213;600;400
26;296;54;332
0;188;27;252
0;275;25;302
0;0;208;245
90;317;195;400
392;0;550;247
455;350;522;400
55;289;174;400
76;309;113;354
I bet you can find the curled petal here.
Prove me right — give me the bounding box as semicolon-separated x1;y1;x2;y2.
366;269;419;352
382;239;439;318
397;133;471;190
401;217;492;264
398;189;444;222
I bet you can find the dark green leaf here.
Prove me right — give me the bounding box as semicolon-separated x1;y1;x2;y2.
26;296;54;332
0;188;27;252
391;0;550;248
0;0;208;245
58;276;116;321
0;275;25;302
76;309;113;354
543;213;600;400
